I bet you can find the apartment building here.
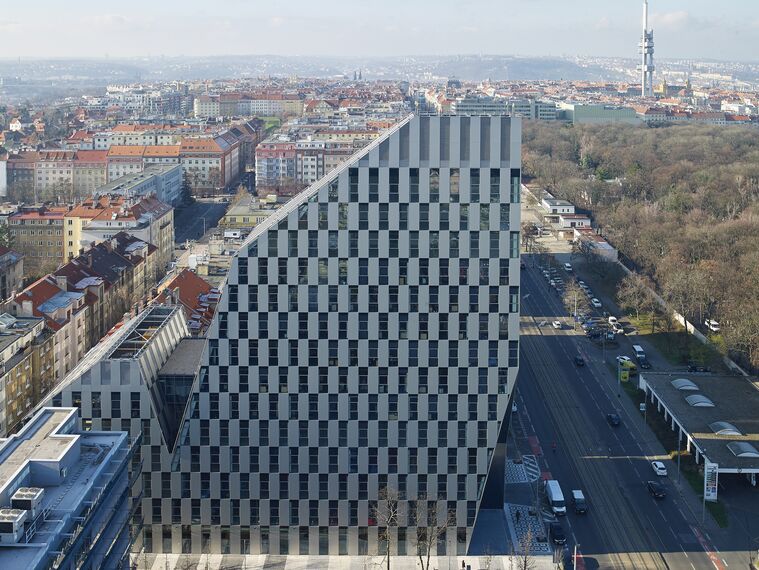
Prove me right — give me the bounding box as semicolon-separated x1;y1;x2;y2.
72;150;108;196
12;276;89;382
8;206;67;276
180;134;240;195
93;164;183;207
0;313;54;437
0;246;24;301
65;194;173;272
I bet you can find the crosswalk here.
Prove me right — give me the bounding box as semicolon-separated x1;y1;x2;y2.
522;455;541;482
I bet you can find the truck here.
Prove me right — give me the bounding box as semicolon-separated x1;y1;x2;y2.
545;480;566;515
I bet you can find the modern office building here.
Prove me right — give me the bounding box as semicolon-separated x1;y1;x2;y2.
38;114;523;558
0;406;136;570
178;113;522;556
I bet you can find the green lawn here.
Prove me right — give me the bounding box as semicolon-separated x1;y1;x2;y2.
627;314;727;372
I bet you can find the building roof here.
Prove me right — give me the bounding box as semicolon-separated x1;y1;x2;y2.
73;150;108;163
643;372;759;473
158;338;206;376
0;407;128;570
156;269;218;329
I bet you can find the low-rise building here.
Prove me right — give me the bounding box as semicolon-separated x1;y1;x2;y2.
557;102;639;125
218;194;279;230
558;213;591;229
0;407;135;569
541;198;575;215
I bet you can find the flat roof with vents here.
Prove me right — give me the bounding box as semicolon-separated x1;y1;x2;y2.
727;442;759;458
640;372;759;473
709;422;742;436
671;378;699;391
685;394;715;407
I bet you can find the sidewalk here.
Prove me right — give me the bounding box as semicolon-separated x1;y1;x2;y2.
502;409;554;559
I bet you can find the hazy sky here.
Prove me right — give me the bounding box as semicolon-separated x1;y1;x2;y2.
1;0;757;61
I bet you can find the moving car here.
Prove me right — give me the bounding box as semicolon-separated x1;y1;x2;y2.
552;320;562;330
647;480;666;499
549;521;566;544
607;413;621;427
591;298;602;308
574;355;585;367
572;490;588;514
651;461;668;476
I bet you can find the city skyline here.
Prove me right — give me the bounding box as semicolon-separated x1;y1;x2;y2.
1;0;758;62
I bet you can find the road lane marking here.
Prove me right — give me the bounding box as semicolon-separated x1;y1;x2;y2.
690;525;726;570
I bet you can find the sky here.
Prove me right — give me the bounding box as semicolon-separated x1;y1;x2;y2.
1;0;757;61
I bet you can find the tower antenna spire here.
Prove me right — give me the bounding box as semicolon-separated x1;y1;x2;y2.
640;0;655;97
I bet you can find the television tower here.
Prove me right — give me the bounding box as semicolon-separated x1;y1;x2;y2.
639;0;655;97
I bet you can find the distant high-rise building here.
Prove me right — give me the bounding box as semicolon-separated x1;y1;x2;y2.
640;0;655;97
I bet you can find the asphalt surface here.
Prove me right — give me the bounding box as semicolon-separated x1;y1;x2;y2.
515;260;729;570
174;200;228;244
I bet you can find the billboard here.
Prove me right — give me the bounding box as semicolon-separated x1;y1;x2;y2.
704;461;719;502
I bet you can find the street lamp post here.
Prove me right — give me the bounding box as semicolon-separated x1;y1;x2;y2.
617;358;622;398
574;543;580;569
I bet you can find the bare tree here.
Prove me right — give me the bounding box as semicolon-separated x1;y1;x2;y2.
511;527;537;570
616;273;656;322
373;487;404;570
521;222;539;254
412;495;456;570
563;281;590;321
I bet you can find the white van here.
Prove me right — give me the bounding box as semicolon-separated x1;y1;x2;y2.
545;480;566;515
632;345;646;360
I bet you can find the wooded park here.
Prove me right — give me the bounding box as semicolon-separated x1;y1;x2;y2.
522;121;759;370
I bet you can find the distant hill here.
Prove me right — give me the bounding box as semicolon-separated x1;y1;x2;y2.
0;55;627;84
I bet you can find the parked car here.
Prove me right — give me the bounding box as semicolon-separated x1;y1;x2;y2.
574;356;585;367
552;320;562;330
607;413;621;427
611;323;625;335
688;362;711;373
591;298;602;308
564;263;573;272
608;316;618;325
651;461;668;476
704;319;720;332
647;480;666;499
549;521;566;545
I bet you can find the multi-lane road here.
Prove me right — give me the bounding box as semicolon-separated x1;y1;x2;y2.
514;260;733;569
